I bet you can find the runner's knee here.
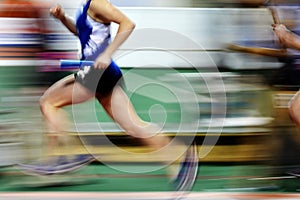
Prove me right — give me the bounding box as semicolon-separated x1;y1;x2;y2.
39;95;54;114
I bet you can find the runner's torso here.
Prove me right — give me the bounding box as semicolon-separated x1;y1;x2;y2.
76;0;111;60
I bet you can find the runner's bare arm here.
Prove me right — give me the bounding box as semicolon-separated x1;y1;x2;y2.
90;0;135;58
50;4;78;35
273;24;300;50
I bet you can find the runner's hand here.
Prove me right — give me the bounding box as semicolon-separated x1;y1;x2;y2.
272;24;289;45
50;4;65;21
94;53;112;69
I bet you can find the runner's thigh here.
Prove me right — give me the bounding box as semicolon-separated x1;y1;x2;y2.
42;74;95;107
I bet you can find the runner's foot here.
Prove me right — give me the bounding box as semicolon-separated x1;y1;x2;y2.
18;154;95;175
287;168;300;177
171;143;199;191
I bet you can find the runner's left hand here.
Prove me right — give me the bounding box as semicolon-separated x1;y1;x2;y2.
94;53;111;69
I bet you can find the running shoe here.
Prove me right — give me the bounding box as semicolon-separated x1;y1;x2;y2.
172;142;199;192
286;168;300;178
49;154;95;174
18;154;95;175
17;158;58;176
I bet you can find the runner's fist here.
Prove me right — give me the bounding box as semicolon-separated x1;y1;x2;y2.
50;4;65;21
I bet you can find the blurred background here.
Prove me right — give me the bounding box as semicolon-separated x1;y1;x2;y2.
0;0;300;195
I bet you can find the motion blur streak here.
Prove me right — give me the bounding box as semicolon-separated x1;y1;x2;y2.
0;0;300;197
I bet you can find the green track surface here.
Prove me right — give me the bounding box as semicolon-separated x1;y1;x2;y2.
0;163;299;193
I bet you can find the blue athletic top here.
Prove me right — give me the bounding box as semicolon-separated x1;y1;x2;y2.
76;0;111;61
74;0;123;95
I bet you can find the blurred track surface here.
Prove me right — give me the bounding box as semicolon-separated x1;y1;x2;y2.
2;192;300;200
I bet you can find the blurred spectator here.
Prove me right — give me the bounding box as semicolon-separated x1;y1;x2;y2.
0;0;46;166
217;0;299;8
0;0;45;56
0;0;46;87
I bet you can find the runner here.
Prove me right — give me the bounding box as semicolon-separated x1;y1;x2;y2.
19;0;198;191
